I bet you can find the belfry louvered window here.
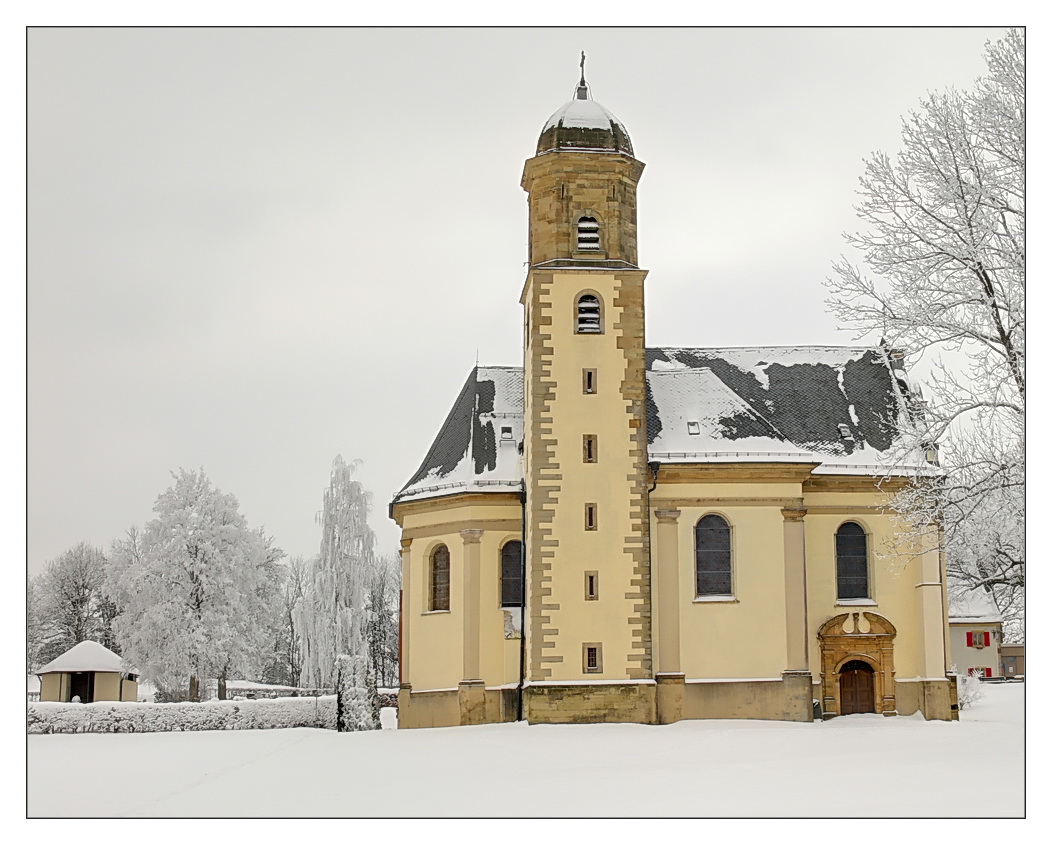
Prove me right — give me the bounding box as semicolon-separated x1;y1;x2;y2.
577;216;600;250
836;522;869;600
576;294;602;334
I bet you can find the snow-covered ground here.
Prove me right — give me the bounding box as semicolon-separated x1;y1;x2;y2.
27;684;1023;817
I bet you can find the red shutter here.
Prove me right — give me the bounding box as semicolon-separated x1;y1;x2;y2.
984;632;991;647
986;668;992;678
967;632;973;646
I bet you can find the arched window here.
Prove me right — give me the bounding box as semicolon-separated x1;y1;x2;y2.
695;514;732;596
500;541;523;607
577;216;600;250
836;522;869;599
430;544;450;611
576;293;602;334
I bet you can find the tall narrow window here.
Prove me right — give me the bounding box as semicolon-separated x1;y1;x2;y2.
577;216;600;250
583;368;597;394
585;571;599;601
695;514;732;596
501;541;523;607
583;434;598;463
836;522;869;599
430;544;450;611
576;294;602;334
584;503;598;531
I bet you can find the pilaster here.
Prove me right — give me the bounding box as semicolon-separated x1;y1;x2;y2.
460;529;484;682
654;509;682;675
781;505;809;673
399;538;412;684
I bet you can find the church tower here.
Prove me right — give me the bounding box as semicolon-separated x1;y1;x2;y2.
520;59;654;722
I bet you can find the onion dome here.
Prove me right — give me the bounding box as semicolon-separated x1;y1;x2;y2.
536;55;634;156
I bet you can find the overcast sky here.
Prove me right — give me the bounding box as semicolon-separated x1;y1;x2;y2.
27;27;1006;574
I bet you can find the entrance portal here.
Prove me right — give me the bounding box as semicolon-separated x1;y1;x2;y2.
839;660;875;714
70;672;94;703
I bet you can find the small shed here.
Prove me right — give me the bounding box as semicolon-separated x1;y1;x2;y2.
36;641;138;703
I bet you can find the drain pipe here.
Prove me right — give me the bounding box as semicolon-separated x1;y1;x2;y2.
517;478;527;721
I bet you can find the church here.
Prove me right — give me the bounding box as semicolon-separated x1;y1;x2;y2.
390;65;958;728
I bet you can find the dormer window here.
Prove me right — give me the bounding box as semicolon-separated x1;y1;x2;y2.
576;293;602;334
577;216;600;250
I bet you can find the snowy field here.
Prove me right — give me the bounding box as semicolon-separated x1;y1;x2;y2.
28;683;1023;818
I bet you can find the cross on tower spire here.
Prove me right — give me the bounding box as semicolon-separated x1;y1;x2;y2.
576;51;589;100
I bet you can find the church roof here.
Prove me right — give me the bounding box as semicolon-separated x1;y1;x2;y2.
37;640;129;675
394;366;525;504
392;346;931;506
536;72;634;156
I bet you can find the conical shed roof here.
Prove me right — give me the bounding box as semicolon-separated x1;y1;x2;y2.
37;640;129;675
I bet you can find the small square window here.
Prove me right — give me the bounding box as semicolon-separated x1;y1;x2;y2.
501;426;514;440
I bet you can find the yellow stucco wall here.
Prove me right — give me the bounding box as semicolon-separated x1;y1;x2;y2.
394;494;522;693
651;477;803;680
802;485;943;681
523;268;650;683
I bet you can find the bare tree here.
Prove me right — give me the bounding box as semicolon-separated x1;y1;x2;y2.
827;29;1023;635
31;543;116;667
365;553;401;689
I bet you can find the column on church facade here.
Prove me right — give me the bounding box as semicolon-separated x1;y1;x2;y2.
654;509;682;674
399;538;412;683
781;506;809;673
459;529;484;681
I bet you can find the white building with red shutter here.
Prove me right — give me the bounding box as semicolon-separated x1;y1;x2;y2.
948;584;1003;678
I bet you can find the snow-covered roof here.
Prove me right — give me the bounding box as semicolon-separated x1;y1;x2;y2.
392;346;930;506
948;582;1003;624
646;346;927;470
536;81;634;156
37;640;130;675
393;366;524;505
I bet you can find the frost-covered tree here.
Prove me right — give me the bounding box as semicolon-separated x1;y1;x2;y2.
826;29;1024;633
261;555;311;687
365;553;401;689
30;543;117;667
105;470;284;701
297;456;379;730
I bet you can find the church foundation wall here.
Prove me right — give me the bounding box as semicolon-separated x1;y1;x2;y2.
894;678;958;721
682;677;816;721
525;682;656;724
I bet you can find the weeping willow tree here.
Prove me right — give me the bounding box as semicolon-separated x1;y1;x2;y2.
296;456;380;730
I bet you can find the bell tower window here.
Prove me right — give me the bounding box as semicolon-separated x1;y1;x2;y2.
576;216;600;250
576;293;602;334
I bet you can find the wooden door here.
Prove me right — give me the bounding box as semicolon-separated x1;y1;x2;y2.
839;660;875;714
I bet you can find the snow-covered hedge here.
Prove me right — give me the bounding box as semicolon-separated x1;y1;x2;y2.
27;695;336;734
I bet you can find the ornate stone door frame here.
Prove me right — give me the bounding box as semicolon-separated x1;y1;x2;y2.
818;612;897;718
